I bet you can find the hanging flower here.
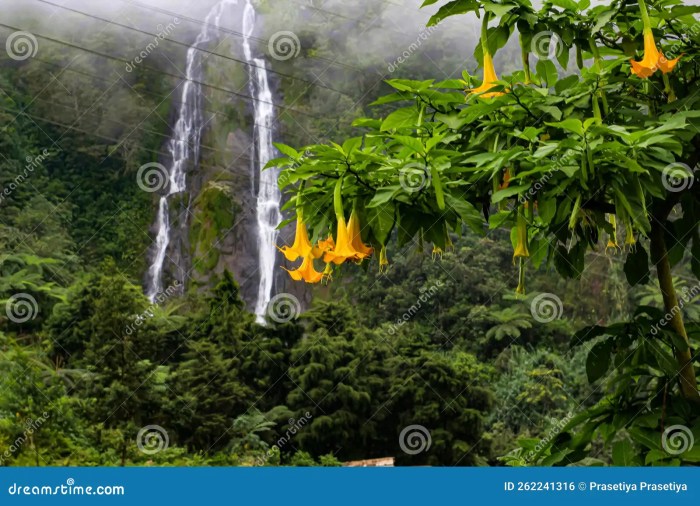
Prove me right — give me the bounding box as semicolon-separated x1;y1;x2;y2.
322;262;333;284
279;215;319;262
379;245;389;273
624;221;637;251
323;215;369;265
513;207;530;262
469;52;506;98
432;245;443;260
630;0;680;78
347;209;373;257
630;30;680;78
283;253;323;284
606;215;620;254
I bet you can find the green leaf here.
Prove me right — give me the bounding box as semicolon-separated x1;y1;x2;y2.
380;107;420;131
586;339;613;383
536;59;558;87
273;142;300;159
427;0;479;26
623;244;650;286
492;185;530;204
366;203;395;245
612;439;638;466
482;1;517;17
546;119;584;136
551;0;578;10
445;195;484;234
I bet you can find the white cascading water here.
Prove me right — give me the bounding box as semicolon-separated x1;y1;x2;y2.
146;0;237;301
242;0;282;324
147;0;282;321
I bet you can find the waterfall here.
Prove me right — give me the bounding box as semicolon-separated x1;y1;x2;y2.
242;0;282;324
146;0;282;321
146;0;237;301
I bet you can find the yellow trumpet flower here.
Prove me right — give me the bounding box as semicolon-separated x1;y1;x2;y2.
278;216;319;262
606;215;620;254
469;52;505;98
323;215;369;265
283;253;323;284
347;209;373;257
513;207;530;262
630;30;680;78
630;0;680;78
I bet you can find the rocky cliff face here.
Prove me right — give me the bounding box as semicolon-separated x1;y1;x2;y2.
158;22;310;313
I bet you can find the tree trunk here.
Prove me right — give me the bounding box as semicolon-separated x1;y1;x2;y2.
650;220;700;402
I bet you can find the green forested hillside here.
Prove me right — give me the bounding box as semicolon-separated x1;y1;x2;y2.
1;0;699;468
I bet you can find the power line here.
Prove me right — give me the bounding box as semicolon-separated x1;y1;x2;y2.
34;0;353;96
0;22;321;119
27;56;312;146
115;0;395;69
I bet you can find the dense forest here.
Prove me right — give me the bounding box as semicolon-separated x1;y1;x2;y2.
1;0;699;467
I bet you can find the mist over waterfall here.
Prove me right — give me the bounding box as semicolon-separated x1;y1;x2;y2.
146;0;235;301
145;0;282;317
